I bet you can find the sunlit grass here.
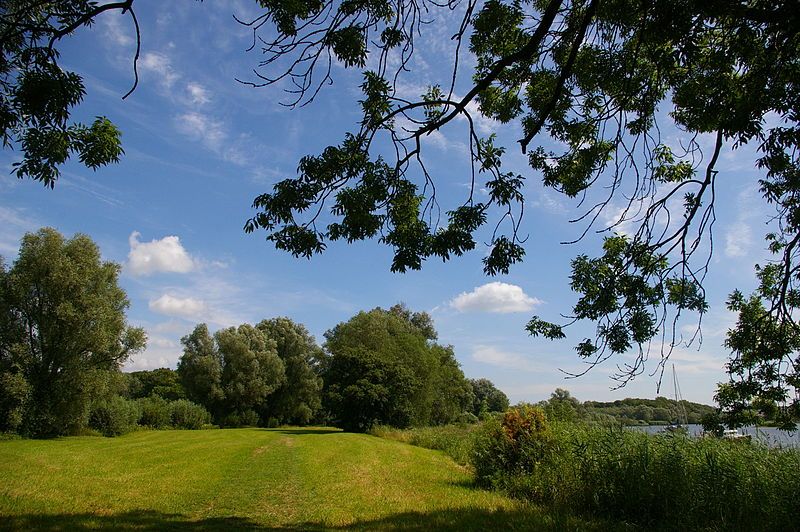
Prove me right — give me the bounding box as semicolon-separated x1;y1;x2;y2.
0;427;616;530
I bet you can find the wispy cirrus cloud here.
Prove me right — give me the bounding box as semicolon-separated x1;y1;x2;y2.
0;206;39;257
139;52;181;89
186;82;211;105
471;345;543;372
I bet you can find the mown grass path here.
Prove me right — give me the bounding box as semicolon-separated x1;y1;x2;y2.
0;428;608;530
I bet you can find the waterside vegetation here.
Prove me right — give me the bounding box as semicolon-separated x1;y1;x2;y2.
375;407;800;531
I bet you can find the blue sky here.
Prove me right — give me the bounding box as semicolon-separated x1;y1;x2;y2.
0;1;774;405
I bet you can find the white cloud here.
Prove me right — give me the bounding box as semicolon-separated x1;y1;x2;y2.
127;231;195;276
0;206;38;257
175;112;251;166
186;82;211;106
450;282;541;313
668;348;727;375
723;187;762;259
139;52;180;89
724;220;753;258
471;345;542;372
126;332;178;370
531;189;568;214
100;12;134;47
149;294;207;320
601;204;637;236
176;111;225;148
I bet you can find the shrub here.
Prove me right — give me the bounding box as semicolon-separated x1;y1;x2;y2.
455;411;479;425
0;371;30;433
170;400;210;430
239;409;259;427
89;396;140;437
472;405;554;492
137;395;172;428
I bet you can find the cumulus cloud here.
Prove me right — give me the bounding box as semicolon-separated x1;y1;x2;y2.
450;282;541;313
127;231;195;276
126;333;179;370
471;345;542;372
149;294;207;320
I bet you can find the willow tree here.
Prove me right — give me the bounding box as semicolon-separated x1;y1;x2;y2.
0;228;145;436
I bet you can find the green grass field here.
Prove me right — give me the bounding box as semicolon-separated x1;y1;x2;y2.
0;428;614;530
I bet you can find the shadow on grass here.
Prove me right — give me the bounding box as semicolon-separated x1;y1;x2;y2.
0;510;265;531
0;507;624;531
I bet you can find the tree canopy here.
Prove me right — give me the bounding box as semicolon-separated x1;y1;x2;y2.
178;322;287;426
0;227;145;436
256;317;323;425
322;306;473;431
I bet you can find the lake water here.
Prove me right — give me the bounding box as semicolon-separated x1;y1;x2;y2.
630;424;800;448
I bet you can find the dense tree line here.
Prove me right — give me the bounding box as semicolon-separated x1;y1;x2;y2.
0;229;508;437
177;319;323;427
538;388;714;425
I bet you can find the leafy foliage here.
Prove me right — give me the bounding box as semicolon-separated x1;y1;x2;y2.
468;378;509;417
256;317;323;425
177;323;286;426
0;0;134;186
126;368;186;401
322;305;473;431
715;266;800;429
169;399;211;430
89;396;140;437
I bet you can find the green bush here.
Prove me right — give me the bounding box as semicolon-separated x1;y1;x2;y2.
89;396;140;437
455;411;479;425
170;400;210;430
0;371;30;433
137;396;172;428
471;405;554;494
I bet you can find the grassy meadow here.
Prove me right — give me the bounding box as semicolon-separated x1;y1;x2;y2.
0;427;615;531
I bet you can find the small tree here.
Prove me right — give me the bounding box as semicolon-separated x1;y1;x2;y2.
177;324;224;417
0;228;145;437
469;378;510;417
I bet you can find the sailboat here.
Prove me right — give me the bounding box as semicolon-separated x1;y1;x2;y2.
664;364;689;434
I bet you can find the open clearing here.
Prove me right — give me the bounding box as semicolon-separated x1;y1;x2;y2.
0;428;609;530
